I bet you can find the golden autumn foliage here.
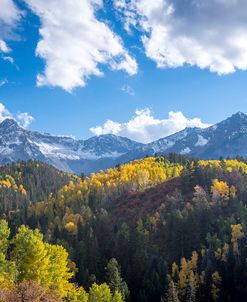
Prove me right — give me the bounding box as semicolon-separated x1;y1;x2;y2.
211;180;230;201
198;159;247;173
2;158;247;301
170;251;202;299
214;243;230;262
211;179;236;202
211;271;222;301
0;219;123;302
0;175;26;195
0;220;75;299
64;221;77;233
168;219;247;302
58;157;183;206
231;224;244;254
169;250;223;301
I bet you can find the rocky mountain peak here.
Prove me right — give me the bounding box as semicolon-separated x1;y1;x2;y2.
0;118;21;131
0;112;247;174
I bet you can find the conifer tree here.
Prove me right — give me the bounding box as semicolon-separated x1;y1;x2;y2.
105;258;129;301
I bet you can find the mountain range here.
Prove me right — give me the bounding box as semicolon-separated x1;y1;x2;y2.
0;112;247;174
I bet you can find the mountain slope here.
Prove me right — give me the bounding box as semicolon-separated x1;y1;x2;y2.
0;119;144;174
145;112;247;158
1;112;247;174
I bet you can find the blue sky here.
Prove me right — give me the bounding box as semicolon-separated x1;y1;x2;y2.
1;0;247;143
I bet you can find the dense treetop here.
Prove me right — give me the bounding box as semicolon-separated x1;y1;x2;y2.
0;156;247;301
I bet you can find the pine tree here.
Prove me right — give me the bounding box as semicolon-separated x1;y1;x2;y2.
105;258;129;301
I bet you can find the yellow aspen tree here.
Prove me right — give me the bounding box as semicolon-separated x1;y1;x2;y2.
190;251;198;271
45;244;74;298
221;243;229;262
12;226;50;284
211;180;230;202
211;271;222;301
231;224;244;255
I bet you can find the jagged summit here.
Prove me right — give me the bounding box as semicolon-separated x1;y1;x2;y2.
146;111;247;158
0;118;20;130
219;111;247;124
0;120;143;174
231;111;246;118
0;112;247;174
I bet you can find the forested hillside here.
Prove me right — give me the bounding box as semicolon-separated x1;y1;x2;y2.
0;156;247;301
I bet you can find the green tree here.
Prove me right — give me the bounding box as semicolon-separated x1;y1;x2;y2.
88;283;112;302
0;220;10;255
0;220;15;288
12;225;74;299
112;291;123;302
46;244;74;297
66;285;89;302
12;225;50;284
105;258;129;301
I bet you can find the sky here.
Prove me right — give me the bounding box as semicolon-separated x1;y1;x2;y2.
1;0;247;143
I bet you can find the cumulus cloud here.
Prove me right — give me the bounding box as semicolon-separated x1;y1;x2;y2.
0;102;34;128
16;112;34;128
0;0;21;56
115;0;247;74
0;0;20;25
23;0;137;92
90;108;211;143
0;40;10;53
0;103;12;122
114;0;139;33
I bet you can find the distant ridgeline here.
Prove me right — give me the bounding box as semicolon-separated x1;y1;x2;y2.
1;112;247;175
0;155;247;301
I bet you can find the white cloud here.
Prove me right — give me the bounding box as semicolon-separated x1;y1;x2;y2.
24;0;137;92
0;0;20;25
0;40;10;53
0;102;34;128
90;108;211;143
114;0;139;33
116;0;247;74
0;103;12;122
121;84;135;96
0;0;21;55
3;55;14;64
17;112;34;128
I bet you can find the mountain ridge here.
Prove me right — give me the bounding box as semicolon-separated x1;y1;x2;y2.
1;112;247;174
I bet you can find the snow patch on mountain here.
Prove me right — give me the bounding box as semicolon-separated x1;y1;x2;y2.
1;112;247;174
180;147;191;155
195;135;208;147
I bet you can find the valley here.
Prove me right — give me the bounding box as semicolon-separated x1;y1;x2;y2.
0;155;246;301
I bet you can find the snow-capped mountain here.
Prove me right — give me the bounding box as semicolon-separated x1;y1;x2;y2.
0;119;143;174
146;112;247;158
1;112;247;174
